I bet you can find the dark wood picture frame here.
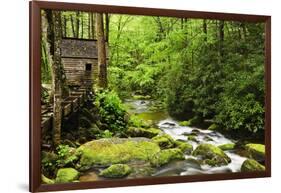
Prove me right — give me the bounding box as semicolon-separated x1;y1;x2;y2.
30;1;271;192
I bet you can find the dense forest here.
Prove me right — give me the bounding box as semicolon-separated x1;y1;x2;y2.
41;10;266;184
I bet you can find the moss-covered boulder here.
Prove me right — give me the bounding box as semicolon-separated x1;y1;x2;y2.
179;121;191;126
126;127;161;138
218;143;236;151
208;123;219;130
55;168;79;183
99;164;132;178
150;148;185;167
192;144;231;166
41;174;54;184
187;134;198;142
241;159;265;172
152;134;175;149
76;138;160;171
245;143;265;161
174;140;193;154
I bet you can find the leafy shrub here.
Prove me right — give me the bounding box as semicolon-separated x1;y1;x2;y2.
95;90;128;134
56;145;79;167
96;129;114;139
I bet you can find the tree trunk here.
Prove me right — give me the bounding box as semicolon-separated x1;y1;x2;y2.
218;20;224;59
203;19;207;42
75;11;80;38
81;14;84;39
52;11;63;146
70;15;76;37
96;13;107;88
105;13;110;42
91;13;95;39
88;12;91;39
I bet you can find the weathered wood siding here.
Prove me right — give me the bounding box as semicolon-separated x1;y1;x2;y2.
62;58;98;87
60;38;108;88
61;38;98;58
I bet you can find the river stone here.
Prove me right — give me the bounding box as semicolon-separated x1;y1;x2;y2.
150;148;185;167
245;143;265;161
55;168;79;183
99;164;132;178
241;159;265;172
126;127;161;138
152;134;175;149
179;121;191;126
174;140;193;154
76;138;160;171
218;143;236;151
192;144;231;166
41;174;54;184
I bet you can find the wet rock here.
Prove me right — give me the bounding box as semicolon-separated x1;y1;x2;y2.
179;121;191;126
218;143;236;151
241;159;265;172
192;144;231;166
150;148;185;167
208;123;219;131
76;138;160;171
41;174;55;184
55;168;79;183
161;122;176;127
203;136;213;142
126;127;161;138
245;143;265;162
152;134;175;149
187;135;199;143
174;140;193;154
99;164;132;178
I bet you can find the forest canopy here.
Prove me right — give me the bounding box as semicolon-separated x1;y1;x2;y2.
41;11;265;138
40;10;266;184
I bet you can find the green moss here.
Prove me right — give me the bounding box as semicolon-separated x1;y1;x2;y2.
208;123;219;130
192;144;231;166
41;174;54;184
99;164;132;178
245;143;265;161
126;127;161;138
187;135;198;142
129;115;153;128
174;140;193;154
241;159;265;172
152;134;175;149
132;95;151;100
55;168;79;183
179;121;191;126
76;138;160;171
150;148;185;167
218;143;236;151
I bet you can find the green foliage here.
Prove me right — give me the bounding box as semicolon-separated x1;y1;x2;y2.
56;145;79;167
96;129;113;139
95;90;128;134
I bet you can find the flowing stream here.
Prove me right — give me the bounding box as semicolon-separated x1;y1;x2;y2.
125;98;248;176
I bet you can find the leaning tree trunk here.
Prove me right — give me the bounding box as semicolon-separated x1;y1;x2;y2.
96;13;107;88
52;11;63;146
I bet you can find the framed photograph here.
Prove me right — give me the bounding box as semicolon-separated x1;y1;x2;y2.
30;1;271;192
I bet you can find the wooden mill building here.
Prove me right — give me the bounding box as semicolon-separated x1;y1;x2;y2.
61;37;108;89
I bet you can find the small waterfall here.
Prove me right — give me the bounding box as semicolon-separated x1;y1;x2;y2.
158;118;248;175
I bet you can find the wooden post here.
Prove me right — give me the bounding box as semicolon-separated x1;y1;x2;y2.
52;11;63;146
96;13;107;88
